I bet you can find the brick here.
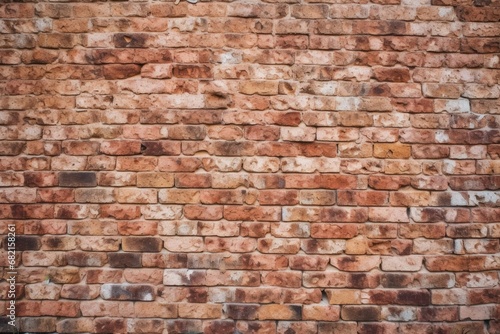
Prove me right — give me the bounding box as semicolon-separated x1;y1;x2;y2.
224;206;281;221
56;318;94;333
81;300;131;317
108;253;141;268
258;305;302;321
373;67;411;82
142;253;187;268
374;143;411;159
101;284;154;301
225;304;259;320
341;306;381;321
302;239;346;255
331;255;381;272
59;172;96;187
122;237;163;252
199;189;245;205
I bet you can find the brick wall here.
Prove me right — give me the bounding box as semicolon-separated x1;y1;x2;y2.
1;0;499;333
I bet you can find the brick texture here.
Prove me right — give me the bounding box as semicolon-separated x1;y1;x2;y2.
1;0;499;333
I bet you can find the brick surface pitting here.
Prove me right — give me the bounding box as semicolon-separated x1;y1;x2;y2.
1;0;500;333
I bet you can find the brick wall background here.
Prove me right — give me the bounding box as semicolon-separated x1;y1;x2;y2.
1;0;500;333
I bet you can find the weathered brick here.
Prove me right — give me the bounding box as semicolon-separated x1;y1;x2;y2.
59;172;96;187
55;318;94;333
94;318;127;333
122;237;163;252
108;253;142;268
178;303;222;319
101;284;154;301
224;303;259;320
341;306;381;321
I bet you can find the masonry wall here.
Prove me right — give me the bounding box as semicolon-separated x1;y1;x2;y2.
1;0;500;333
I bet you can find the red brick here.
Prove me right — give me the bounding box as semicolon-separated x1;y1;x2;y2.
178;303;222;319
184;205;223;221
100;141;141;155
310;224;358;239
176;173;211;188
205;237;256;253
338;190;389;206
116;157;157;171
331;255;381;272
368;175;411;190
373;67;411;82
341;306;381;321
40;301;80;317
100;204;141;220
223;254;288;270
258;305;302;320
258;238;300;254
261;271;302;288
320;207;368;223
224;206;281;221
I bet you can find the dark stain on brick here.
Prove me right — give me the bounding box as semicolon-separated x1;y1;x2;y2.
67;252;107;267
122;237;163;252
1;142;25;156
166;319;203;334
10;204;25;219
396;290;430;306
342;305;380;321
55;205;81;219
43;236;62;249
59;172;97;187
187;287;208;303
350;273;375;288
370;84;391;96
113;33;147;48
203;320;235;334
381;274;412;288
183;270;206;285
95;318;126;334
20;317;56;333
5;236;41;251
103;284;154;301
141;141;180;156
473;0;491;5
226;303;259;320
205;92;232;109
215;142;249;156
103;64;142;80
108;253;142;268
173;65;212;79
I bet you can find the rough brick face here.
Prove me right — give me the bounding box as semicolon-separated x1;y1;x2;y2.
1;0;499;333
